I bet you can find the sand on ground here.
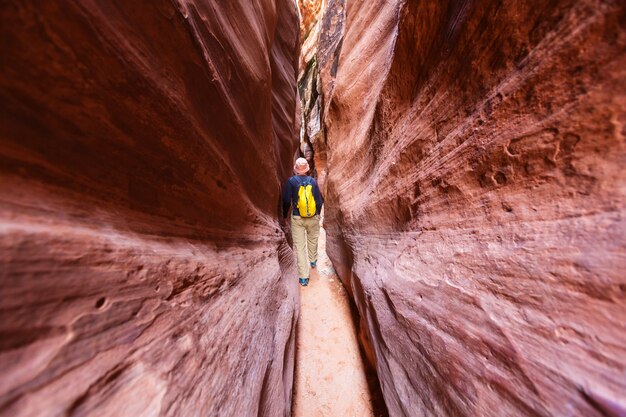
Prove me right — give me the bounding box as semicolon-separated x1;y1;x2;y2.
292;226;376;417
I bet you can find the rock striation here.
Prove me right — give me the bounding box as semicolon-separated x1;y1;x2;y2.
296;0;328;185
319;0;626;416
297;0;326;45
0;1;300;416
297;0;344;189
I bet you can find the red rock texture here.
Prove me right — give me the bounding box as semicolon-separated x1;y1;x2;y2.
316;0;345;124
300;0;345;191
320;0;626;416
297;0;326;43
0;1;300;416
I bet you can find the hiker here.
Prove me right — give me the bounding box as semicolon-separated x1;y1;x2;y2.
282;157;323;286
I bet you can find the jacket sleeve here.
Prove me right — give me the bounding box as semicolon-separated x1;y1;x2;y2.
282;179;293;217
312;179;323;213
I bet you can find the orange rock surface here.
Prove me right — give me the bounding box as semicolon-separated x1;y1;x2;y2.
298;0;325;42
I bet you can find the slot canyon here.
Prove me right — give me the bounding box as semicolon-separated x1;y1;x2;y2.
1;1;625;417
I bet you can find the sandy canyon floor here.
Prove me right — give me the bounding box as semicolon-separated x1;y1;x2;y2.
292;226;378;417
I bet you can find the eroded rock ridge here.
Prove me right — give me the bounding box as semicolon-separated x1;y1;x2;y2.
0;1;300;416
315;1;626;416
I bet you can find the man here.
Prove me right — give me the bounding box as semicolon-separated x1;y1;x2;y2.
282;157;323;286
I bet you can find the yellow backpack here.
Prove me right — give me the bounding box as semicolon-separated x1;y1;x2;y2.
296;178;316;217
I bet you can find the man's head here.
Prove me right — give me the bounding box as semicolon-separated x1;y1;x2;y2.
294;157;310;175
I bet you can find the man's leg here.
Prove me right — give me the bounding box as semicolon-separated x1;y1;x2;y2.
291;217;309;280
305;215;321;266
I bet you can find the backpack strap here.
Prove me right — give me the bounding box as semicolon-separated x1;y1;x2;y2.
291;175;311;187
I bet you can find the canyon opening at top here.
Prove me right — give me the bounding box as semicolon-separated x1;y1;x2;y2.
1;1;625;417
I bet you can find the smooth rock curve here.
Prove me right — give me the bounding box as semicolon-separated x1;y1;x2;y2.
0;1;300;416
321;1;626;416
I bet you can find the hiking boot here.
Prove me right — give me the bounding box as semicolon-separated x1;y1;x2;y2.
299;278;308;286
310;260;317;268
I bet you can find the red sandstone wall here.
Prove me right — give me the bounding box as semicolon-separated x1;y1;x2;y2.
0;1;300;416
321;1;626;416
298;0;325;41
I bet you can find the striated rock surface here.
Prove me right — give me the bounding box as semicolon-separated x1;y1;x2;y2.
296;0;328;184
299;0;345;190
0;1;300;416
297;0;326;45
316;0;344;125
321;0;626;416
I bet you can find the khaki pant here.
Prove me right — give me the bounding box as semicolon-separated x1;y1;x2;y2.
291;215;320;278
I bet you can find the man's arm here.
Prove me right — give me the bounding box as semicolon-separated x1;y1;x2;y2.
312;179;323;213
282;179;293;218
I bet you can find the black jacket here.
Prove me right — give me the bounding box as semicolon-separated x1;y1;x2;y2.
282;175;323;217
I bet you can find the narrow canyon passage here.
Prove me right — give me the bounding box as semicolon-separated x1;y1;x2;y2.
1;0;625;416
292;225;380;417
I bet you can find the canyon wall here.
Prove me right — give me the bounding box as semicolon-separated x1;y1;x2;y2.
321;1;626;416
297;0;345;190
0;1;300;416
297;0;326;42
